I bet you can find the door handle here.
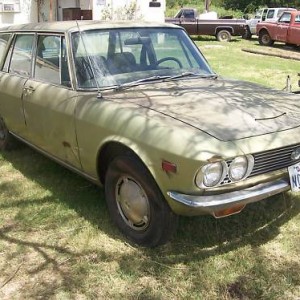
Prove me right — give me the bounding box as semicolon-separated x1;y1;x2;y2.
24;86;35;92
23;86;35;97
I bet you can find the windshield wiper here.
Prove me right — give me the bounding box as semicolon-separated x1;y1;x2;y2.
115;75;172;91
168;72;218;81
114;73;218;91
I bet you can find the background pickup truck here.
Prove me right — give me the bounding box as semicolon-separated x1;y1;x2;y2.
257;10;300;47
165;8;246;42
244;7;296;39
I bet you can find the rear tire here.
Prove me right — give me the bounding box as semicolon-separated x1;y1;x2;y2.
258;30;274;46
0;116;18;151
216;30;232;42
105;155;178;247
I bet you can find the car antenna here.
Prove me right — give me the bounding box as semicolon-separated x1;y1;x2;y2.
75;20;103;99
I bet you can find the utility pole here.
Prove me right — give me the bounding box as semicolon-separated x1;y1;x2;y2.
49;0;53;21
205;0;210;12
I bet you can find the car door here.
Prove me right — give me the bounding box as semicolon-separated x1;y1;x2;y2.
0;33;33;137
22;34;82;169
287;14;300;45
275;12;291;42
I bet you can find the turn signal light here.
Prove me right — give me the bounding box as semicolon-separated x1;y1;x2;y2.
162;160;177;173
213;204;245;218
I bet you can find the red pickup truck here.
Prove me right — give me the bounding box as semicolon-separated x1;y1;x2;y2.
257;10;300;46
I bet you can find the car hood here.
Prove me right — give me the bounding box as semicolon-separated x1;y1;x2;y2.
121;78;300;142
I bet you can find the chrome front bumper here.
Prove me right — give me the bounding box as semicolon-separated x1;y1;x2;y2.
167;179;290;217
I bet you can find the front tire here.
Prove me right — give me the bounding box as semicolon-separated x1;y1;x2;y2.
105;155;178;247
216;30;232;42
258;30;274;46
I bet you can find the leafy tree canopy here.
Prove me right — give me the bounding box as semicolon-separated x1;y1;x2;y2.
166;0;300;13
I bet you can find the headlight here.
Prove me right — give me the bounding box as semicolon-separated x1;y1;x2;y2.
229;155;254;182
196;161;227;188
195;155;254;189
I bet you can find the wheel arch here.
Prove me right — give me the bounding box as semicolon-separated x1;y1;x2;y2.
257;27;269;36
215;26;234;35
96;138;158;187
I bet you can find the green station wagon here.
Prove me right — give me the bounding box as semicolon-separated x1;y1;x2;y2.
0;21;300;247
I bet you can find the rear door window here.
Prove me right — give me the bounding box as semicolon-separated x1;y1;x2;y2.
266;9;275;19
8;34;35;77
0;33;11;67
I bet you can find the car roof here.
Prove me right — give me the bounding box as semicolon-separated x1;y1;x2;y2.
262;7;296;10
289;10;300;14
0;20;179;34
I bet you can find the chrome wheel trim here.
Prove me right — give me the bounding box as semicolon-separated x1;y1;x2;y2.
219;31;230;41
115;176;150;231
221;33;228;40
262;34;270;44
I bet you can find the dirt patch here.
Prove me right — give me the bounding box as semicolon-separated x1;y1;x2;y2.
242;46;300;61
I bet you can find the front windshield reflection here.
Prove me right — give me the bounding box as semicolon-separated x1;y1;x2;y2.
72;27;213;89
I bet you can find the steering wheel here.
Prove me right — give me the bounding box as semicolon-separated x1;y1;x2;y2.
155;57;183;68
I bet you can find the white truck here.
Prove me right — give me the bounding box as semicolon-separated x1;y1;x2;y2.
243;7;296;39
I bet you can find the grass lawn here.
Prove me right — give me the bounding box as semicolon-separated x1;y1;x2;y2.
1;38;300;299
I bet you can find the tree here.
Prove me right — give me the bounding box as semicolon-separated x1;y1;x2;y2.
166;0;300;12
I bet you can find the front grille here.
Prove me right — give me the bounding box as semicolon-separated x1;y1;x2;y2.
250;143;300;177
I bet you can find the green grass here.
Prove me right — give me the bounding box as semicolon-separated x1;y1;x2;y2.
195;36;300;90
1;38;300;299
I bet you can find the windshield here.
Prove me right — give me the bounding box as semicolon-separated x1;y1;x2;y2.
71;27;213;89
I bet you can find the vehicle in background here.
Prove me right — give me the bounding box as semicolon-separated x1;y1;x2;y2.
295;73;300;94
257;10;300;47
243;7;296;39
165;8;246;42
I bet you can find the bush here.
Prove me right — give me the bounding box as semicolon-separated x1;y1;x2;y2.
165;2;244;19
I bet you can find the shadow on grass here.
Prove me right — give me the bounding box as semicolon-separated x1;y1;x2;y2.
252;41;300;54
2;146;299;254
1;146;300;298
191;35;242;43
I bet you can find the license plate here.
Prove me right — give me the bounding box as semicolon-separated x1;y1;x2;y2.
288;162;300;192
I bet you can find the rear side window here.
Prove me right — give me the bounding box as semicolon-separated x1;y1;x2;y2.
266;9;275;19
0;33;11;67
8;34;35;77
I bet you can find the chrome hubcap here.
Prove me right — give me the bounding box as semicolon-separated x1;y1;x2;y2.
262;35;270;43
115;176;150;231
